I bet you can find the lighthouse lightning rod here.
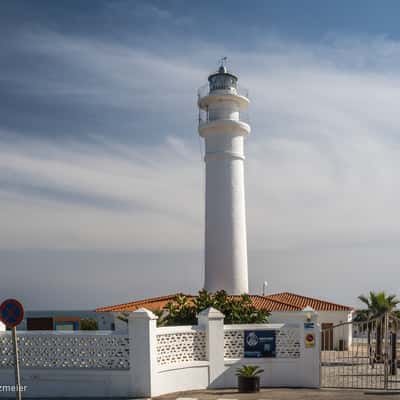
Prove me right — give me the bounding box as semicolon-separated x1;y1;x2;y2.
219;56;228;68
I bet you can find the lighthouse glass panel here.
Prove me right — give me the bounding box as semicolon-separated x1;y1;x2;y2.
209;74;238;92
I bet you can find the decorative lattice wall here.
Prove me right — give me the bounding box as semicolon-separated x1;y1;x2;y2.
0;333;129;369
0;325;302;371
224;327;301;359
276;328;301;358
224;330;244;358
156;329;206;366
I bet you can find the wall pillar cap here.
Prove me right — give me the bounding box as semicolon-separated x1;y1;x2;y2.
302;306;318;321
197;306;224;320
130;308;158;320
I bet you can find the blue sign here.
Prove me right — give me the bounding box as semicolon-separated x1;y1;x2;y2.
304;322;315;330
244;330;276;358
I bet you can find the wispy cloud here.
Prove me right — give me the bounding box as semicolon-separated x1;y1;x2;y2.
2;26;400;307
0;133;203;251
2;30;400;254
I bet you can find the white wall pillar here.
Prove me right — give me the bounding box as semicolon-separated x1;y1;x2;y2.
347;310;354;348
300;308;321;388
197;307;225;388
129;308;158;397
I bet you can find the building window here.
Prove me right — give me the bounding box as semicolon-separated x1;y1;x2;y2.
54;320;79;331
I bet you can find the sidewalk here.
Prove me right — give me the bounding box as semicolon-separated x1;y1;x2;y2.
155;388;400;400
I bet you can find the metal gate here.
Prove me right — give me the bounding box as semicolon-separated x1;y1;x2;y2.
321;313;400;390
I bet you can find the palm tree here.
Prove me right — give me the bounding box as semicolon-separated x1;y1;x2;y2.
358;292;399;319
358;291;399;361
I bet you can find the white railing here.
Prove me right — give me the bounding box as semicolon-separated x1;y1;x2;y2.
0;331;129;369
197;83;249;100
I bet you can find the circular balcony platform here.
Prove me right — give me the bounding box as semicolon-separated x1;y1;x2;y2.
198;119;250;137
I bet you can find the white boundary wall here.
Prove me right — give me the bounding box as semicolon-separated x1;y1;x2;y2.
0;331;130;398
0;307;320;397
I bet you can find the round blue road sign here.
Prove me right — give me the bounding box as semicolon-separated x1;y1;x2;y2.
0;299;24;328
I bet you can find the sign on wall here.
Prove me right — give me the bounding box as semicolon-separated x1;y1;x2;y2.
305;332;315;348
304;322;315;330
244;330;276;358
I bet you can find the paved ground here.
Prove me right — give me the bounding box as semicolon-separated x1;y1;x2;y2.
156;388;400;400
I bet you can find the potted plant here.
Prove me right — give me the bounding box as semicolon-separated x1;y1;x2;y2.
236;365;264;393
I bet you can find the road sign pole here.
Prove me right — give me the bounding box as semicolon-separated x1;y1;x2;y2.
12;327;21;400
0;299;24;400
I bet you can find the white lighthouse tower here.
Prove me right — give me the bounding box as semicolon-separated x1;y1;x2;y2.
198;62;250;294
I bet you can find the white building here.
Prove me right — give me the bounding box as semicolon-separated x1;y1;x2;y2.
17;310;114;331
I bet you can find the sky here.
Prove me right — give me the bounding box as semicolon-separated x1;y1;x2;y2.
1;0;400;310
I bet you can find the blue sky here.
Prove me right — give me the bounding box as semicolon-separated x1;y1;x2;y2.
1;1;400;309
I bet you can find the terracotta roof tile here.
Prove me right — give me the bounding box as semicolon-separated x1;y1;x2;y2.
247;295;301;311
96;292;352;314
96;293;301;313
265;292;353;311
95;293;193;313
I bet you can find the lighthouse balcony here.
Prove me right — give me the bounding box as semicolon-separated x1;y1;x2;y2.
198;83;249;99
197;84;249;110
198;117;250;137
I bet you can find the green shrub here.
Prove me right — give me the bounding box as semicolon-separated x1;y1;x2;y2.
80;318;98;330
236;365;264;377
156;289;269;326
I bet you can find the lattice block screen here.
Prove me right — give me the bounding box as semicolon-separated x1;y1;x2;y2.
276;328;301;358
0;333;129;369
157;330;206;366
224;328;301;359
224;330;244;358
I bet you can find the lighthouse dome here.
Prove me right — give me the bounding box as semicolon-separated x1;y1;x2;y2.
218;65;227;74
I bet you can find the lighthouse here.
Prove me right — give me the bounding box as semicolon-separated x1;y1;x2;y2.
198;62;250;294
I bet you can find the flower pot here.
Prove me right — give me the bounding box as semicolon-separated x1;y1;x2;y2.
238;375;260;393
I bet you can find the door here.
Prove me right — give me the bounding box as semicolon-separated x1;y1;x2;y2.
321;323;334;351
